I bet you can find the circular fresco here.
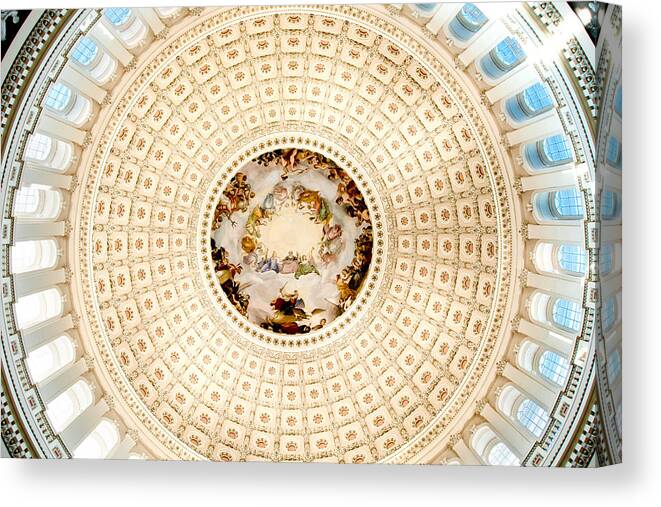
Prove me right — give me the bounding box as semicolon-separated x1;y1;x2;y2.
210;149;373;334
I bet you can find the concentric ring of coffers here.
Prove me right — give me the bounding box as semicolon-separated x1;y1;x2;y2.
80;7;512;462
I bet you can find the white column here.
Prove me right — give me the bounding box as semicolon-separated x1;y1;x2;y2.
503;362;557;410
137;8;166;36
453;438;482;465
14;221;67;241
426;4;461;35
21;165;73;190
59;400;109;450
481;404;534;458
13;268;66;298
59;66;107;103
517;320;574;355
527;224;585;243
37;115;86;145
21;314;74;353
89;24;133;66
521;169;577;192
458;23;507;67
38;358;88;403
486;66;540;104
527;272;584;301
108;435;136;459
506;115;563;147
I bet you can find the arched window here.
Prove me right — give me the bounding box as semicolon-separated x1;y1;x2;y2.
104;7;132;26
44;83;72;112
25;133;52;161
71;37;99;66
46;379;94;432
480;37;526;80
516;399;550;438
552;298;582;333
554;189;585;218
538;350;570;386
448;3;488;42
413;3;439;14
505;82;554;122
14;287;63;330
10;239;59;274
26;335;76;383
488;443;520;466
13;185;63;220
14;186;40;215
535;188;585;221
517;340;539;373
606;136;621;169
471;425;520;466
602;296;618;331
606;349;621;383
614;85;622;117
600;244;614;275
73;419;120;459
524;134;574;170
557;244;587;276
600;190;621;220
24;132;74;171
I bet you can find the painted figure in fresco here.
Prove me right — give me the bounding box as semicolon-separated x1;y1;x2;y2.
280;252;300;275
260;287;324;334
293;254;319;279
319;223;344;264
210;238;249;315
212;172;255;228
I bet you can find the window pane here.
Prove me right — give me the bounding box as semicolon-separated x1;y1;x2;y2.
488;442;520;466
602;297;617;331
542;135;573;164
606;137;621;168
601;190;620;220
14;288;63;329
558;244;587;275
104;8;132;26
600;244;614;275
26;335;75;383
14;186;40;214
539;351;570;385
459;3;488;28
493;37;526;69
71;37;98;66
73;420;119;459
25;133;52;161
516;399;549;438
552;298;582;332
481;37;526;79
523;83;553;114
46;379;93;432
45;83;72;111
448;3;488;41
552;189;584;219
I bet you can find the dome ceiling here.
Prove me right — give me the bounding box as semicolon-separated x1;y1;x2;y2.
78;6;515;461
1;4;621;466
